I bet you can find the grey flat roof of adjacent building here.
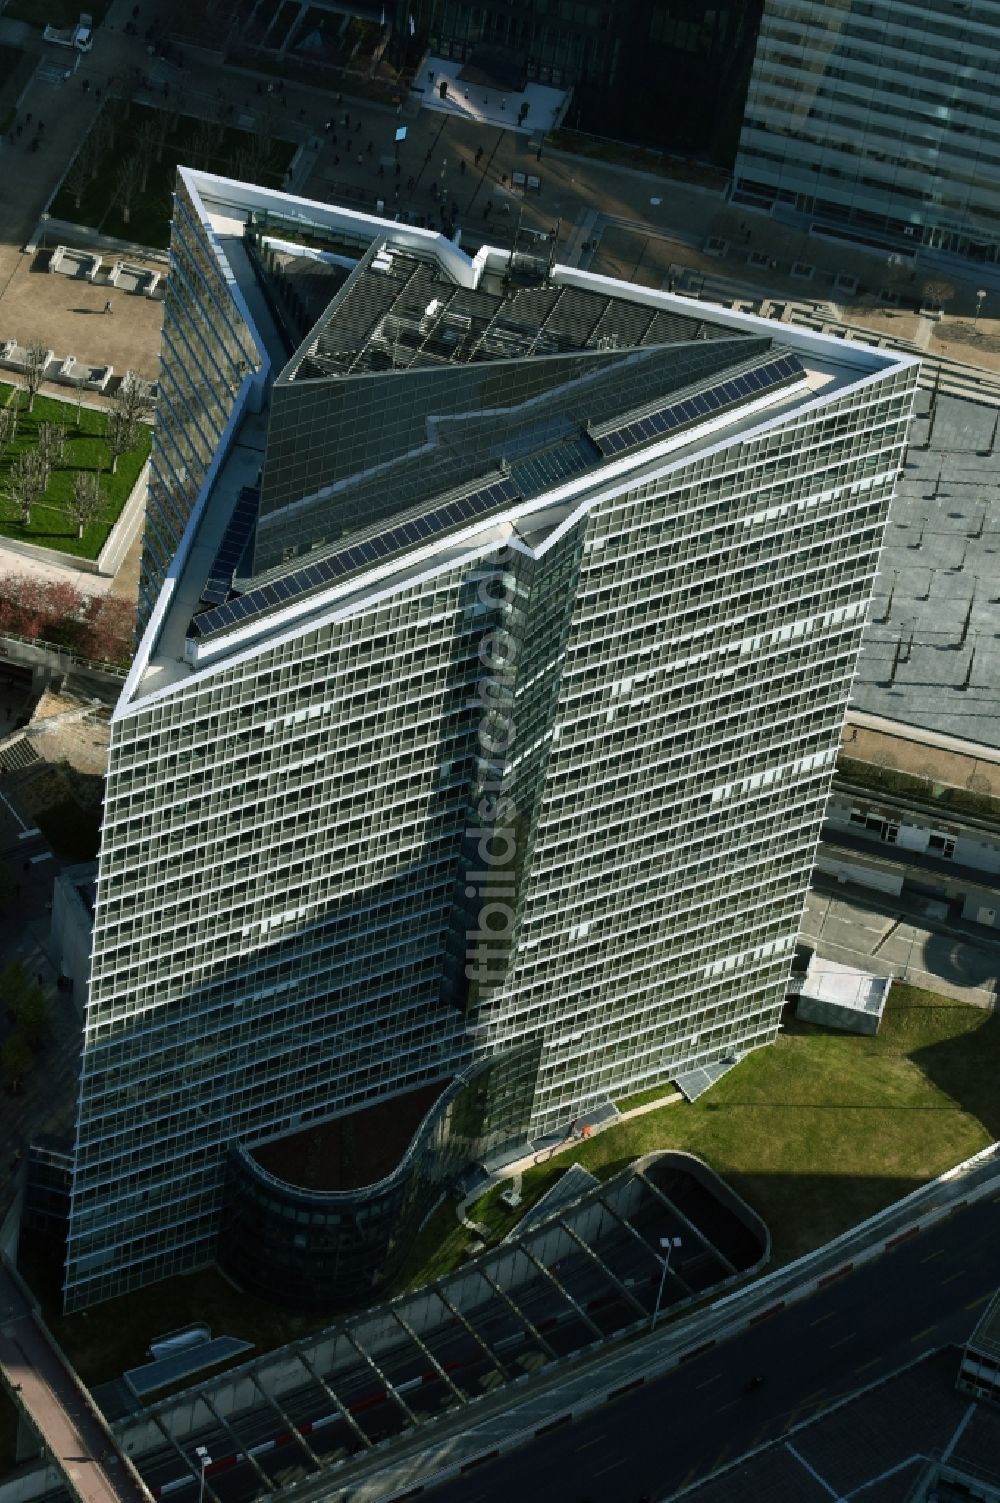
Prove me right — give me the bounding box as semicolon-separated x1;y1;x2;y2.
852;388;1000;750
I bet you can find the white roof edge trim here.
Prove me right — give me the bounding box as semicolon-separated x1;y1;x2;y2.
189;376;809;665
122;528;516;714
533;358;918;561
551;263;920;377
115;371;264;723
180;167;484;290
177;167;272;378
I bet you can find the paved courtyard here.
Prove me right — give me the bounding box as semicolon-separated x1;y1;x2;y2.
801;883;1000;1008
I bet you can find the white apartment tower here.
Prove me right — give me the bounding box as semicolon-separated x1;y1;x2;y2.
64;171;917;1310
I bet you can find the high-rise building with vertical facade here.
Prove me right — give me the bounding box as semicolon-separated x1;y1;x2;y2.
64;170;917;1312
733;0;1000;264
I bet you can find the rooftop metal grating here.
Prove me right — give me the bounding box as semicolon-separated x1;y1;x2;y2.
288;244;736;382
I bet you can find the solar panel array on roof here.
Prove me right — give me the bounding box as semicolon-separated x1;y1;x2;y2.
190;474;521;642
200;487;259;607
594;353;802;458
510;432;602;496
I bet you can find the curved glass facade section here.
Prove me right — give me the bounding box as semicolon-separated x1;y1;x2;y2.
218;1048;537;1309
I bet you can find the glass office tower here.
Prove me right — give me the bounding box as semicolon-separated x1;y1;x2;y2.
63;170;917;1311
733;0;1000;263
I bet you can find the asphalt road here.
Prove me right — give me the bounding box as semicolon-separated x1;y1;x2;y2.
129;1172;757;1503
801;875;1000;1006
419;1194;1000;1503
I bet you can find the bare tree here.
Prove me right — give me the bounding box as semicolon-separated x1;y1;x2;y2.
37;421;66;485
67;470;104;540
74;374;87;429
8;448;47;526
21;345;49;413
191;117;218;171
922;278;956;312
107;372;153;474
0;403;18;453
145;110;170;167
64;141;97;211
115;154;144;226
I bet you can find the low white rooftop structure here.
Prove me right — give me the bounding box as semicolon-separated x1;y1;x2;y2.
796;956;891;1036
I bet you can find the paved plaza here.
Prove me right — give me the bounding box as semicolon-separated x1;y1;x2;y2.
0;0;998;428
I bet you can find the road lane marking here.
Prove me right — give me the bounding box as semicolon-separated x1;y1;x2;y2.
920;1249;944;1263
911;1326;937;1343
829;1334;855;1349
941;1271;965;1286
575;1435;606;1451
694;1374;721;1389
966;1295;989;1311
855;1356;882;1374
717;1399;740;1413
593;1458;626;1477
809;1311;836;1327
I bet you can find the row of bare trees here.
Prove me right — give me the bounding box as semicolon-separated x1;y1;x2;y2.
64;91;279;226
1;372;152;533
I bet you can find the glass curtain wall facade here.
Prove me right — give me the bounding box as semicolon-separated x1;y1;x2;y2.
733;0;1000;262
140;176;262;634
63;172;917;1312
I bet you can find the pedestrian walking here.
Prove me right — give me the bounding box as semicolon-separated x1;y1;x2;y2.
459;159;465;174
103;299;113;314
367;140;374;154
536;146;543;162
475;145;483;165
378;163;385;177
406;174;414;189
424;147;432;163
347;137;352;151
356;152;363;165
394;161;401;177
333;154;340;166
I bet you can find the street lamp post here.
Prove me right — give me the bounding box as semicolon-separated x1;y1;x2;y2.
196;1445;211;1503
975;288;987;328
651;1235;682;1332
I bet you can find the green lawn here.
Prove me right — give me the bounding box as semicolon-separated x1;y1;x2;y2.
19;982;999;1389
615;1081;680;1114
0;384;149;559
50;102;297;250
402;982;999;1286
